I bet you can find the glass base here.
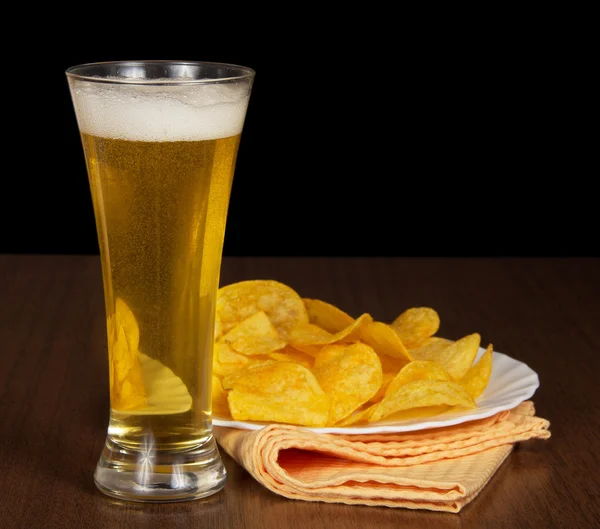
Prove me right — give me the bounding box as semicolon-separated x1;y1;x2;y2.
94;435;227;503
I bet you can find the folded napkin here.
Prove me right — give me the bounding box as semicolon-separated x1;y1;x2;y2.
214;401;550;513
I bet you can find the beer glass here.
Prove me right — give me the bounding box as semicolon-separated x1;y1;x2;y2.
66;61;254;502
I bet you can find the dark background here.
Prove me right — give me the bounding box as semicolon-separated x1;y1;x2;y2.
2;17;592;258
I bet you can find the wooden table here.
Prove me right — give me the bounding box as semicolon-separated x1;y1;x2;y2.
1;255;598;528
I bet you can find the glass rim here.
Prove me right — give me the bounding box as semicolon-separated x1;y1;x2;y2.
65;60;255;86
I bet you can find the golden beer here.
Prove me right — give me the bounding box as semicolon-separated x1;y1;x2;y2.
83;132;239;450
67;61;254;501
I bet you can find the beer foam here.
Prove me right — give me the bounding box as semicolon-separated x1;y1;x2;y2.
71;82;250;142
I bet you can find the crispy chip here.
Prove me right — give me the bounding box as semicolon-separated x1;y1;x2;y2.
111;326;136;382
374;405;452;423
312;343;383;424
361;321;413;361
113;346;146;411
288;325;336;346
217;280;308;339
411;333;481;381
221;311;286;355
213;341;250;377
339;404;452;426
212;375;231;418
112;297;140;351
268;346;315;369
336;405;374;426
391;307;440;348
378;354;411;374
303;298;355;333
286;323;333;355
460;344;493;399
247;355;278;369
311;343;346;369
368;379;476;422
289;313;373;347
214;312;223;341
132;354;191;415
384;360;453;398
368;372;395;403
218;354;277;374
216;341;249;365
409;336;454;356
108;298;146;411
223;363;330;426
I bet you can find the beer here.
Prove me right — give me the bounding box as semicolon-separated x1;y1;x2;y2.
68;70;253;499
83;131;240;450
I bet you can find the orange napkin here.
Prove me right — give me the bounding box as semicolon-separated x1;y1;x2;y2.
214;401;550;512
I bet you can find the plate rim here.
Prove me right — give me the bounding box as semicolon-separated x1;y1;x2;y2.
212;349;540;434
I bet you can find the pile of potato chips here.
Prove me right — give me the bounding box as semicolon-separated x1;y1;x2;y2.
212;280;493;427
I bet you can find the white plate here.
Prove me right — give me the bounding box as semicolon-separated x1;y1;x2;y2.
212;348;540;434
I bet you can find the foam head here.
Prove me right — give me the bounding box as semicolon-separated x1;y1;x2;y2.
70;80;251;142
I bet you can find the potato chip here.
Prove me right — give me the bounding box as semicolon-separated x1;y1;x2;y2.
373;405;452;423
247;355;278;369
412;333;481;381
335;405;373;426
283;324;331;356
288;323;332;344
460;344;493;399
108;298;146;411
221;311;286;355
336;405;452;426
113;344;147;411
409;336;453;356
361;321;413;361
213;341;250;377
111;326;136;383
391;307;440;348
125;353;192;415
212;375;231;418
312;343;383;424
337;403;451;426
384;360;452;398
217;280;308;339
303;298;355;333
368;372;395;403
311;343;345;369
268;346;315;369
112;297;140;351
289;313;373;347
377;354;410;375
217;354;276;376
215;341;249;365
108;301;139;385
214;312;223;341
368;379;476;422
223;362;330;426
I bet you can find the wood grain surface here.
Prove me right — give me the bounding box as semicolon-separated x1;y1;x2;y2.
0;255;598;529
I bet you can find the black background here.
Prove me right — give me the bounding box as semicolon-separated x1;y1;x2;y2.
1;15;592;258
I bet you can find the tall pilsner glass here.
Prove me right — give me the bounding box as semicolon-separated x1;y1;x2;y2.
66;61;254;502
